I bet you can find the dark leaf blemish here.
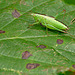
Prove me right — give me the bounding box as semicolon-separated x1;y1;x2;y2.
0;30;5;34
22;51;32;59
72;65;75;69
63;9;66;12
26;63;40;70
36;45;46;49
12;10;20;18
57;39;63;44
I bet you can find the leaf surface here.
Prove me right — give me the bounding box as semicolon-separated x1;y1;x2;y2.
0;0;75;75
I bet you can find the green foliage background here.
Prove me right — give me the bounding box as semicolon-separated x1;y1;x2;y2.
0;0;75;75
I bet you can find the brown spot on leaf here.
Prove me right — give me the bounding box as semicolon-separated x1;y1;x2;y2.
0;30;5;34
12;10;20;18
72;65;75;69
26;63;40;70
32;0;34;3
63;9;66;12
36;45;46;49
22;51;32;59
57;39;63;44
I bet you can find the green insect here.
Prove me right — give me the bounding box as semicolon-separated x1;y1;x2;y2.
31;13;68;33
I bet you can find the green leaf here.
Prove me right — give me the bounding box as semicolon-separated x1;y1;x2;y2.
0;0;75;75
0;69;19;75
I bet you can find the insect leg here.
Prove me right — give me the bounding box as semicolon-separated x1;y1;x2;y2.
28;22;39;28
46;27;49;36
55;9;66;19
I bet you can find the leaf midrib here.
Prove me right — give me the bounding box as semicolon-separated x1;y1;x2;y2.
0;35;72;41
